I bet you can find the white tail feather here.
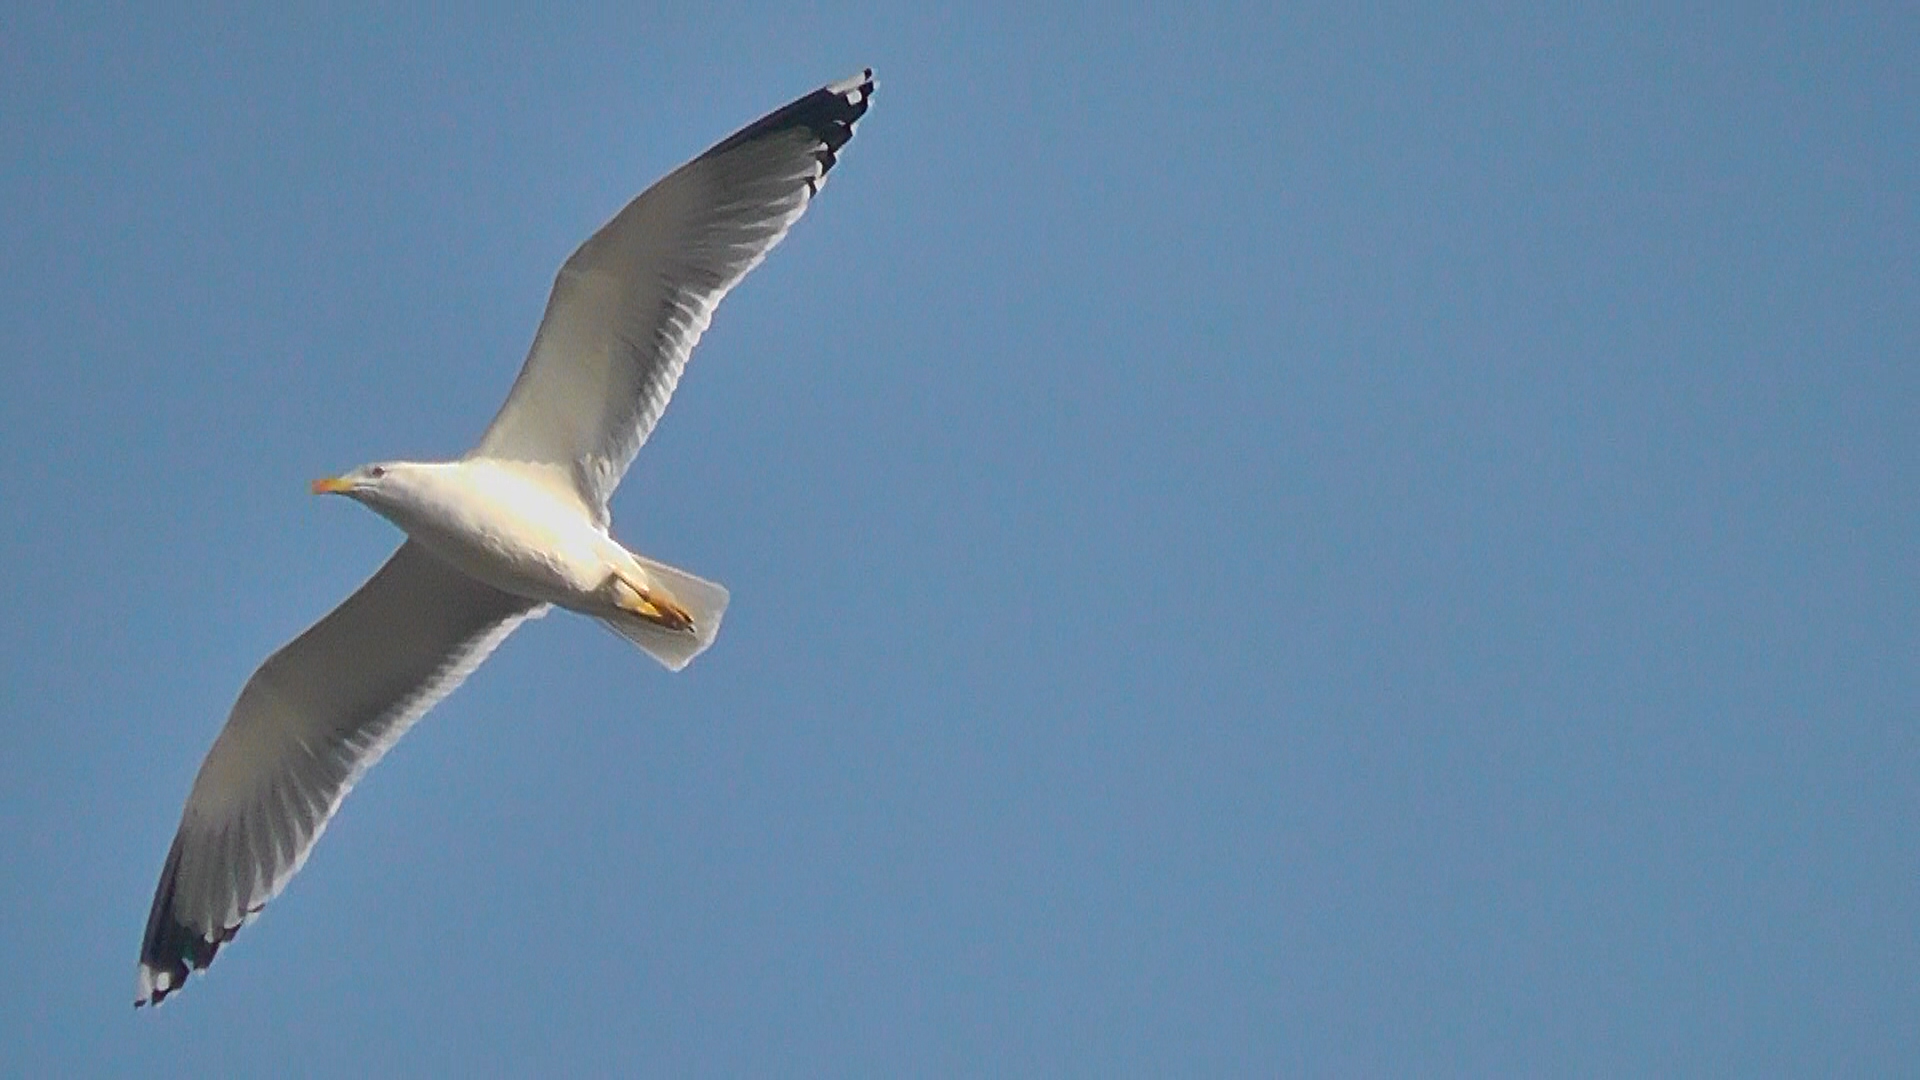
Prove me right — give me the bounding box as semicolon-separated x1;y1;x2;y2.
600;555;729;671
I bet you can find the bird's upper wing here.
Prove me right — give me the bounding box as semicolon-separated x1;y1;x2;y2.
469;69;874;513
136;541;545;1005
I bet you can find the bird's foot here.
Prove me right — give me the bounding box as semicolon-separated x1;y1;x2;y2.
610;573;696;634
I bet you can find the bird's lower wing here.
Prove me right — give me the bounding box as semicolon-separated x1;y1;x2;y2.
136;541;545;1005
470;70;874;512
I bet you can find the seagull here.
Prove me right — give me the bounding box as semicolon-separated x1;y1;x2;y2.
135;70;875;1006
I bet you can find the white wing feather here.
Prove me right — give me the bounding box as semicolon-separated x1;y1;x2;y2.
471;70;874;513
136;542;544;1004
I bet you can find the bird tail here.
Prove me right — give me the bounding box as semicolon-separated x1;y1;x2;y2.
598;555;730;672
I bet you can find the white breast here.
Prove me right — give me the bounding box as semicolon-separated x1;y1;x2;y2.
379;461;618;605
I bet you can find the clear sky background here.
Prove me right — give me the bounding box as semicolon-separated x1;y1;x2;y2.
1;5;1914;1074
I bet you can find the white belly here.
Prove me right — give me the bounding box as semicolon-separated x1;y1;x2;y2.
377;462;621;607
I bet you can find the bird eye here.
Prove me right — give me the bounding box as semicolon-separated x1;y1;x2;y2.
368;465;387;479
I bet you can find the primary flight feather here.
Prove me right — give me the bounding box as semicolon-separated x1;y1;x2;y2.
136;69;875;1006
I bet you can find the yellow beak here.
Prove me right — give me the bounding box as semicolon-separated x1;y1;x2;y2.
311;476;355;495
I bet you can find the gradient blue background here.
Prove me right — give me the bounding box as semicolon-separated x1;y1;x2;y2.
2;5;1915;1074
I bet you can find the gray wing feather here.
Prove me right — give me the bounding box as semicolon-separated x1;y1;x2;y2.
471;70;874;512
136;541;545;1005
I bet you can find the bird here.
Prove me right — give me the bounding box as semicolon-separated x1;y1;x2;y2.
135;69;875;1006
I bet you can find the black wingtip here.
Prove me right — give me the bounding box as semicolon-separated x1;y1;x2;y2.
809;69;875;169
135;834;234;1006
703;68;877;191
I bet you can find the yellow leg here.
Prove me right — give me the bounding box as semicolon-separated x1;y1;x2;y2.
609;572;696;634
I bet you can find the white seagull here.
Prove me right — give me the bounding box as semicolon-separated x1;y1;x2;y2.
136;70;875;1006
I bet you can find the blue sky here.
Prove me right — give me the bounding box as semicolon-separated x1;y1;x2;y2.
2;5;1915;1073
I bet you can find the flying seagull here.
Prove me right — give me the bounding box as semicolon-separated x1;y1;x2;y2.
136;69;875;1006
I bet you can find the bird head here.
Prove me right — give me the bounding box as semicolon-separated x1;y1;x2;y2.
310;462;400;500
